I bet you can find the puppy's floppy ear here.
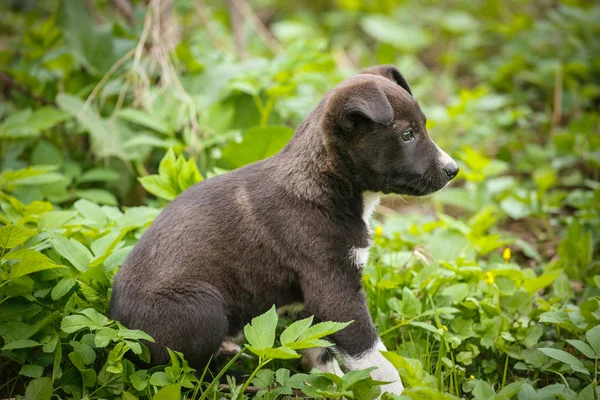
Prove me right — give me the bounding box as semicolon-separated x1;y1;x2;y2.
329;83;394;132
361;65;413;96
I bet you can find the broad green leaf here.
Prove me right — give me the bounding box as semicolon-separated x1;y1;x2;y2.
24;377;53;400
152;384;181;400
0;225;36;248
2;339;41;350
139;175;177;201
61;308;111;333
74;199;107;228
3;249;55;263
244;305;278;353
566;339;596;359
51;277;77;301
75;189;118;206
585;325;600;354
49;233;92;271
401;287;422;318
538;348;590;375
19;364;45;379
9;259;66;279
118;328;154;342
341;368;376;389
523;271;561;294
117;108;170;134
78;168;120;183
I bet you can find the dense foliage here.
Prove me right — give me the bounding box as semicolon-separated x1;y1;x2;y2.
0;0;599;399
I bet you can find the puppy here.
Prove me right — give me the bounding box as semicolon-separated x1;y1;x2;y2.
110;65;458;395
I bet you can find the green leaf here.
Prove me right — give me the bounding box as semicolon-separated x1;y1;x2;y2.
566;339;596;359
341;368;376;390
252;369;275;389
2;339;41;350
297;321;352;343
74;199;107;227
78;168;120;183
360;15;432;52
117;108;170;134
281;316;314;345
75;189;118;206
244;305;278;354
585;325;600;354
221;125;294;169
410;321;442;334
61;308;111;333
152;384;181;400
538;348;590;375
49;233;92;271
0;225;37;248
51;277;77;301
139;175;177;201
10;259;66;279
25;377;53;400
523;271;561;294
401;287;422;318
262;346;301;360
19;364;45;379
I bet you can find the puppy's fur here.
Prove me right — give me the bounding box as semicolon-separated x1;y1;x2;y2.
110;65;458;395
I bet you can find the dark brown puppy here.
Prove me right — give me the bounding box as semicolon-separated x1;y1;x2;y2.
110;65;458;395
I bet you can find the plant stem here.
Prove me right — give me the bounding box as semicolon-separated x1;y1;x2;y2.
198;347;247;400
238;358;272;396
502;353;509;389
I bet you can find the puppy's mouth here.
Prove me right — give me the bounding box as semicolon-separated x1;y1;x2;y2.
383;175;453;197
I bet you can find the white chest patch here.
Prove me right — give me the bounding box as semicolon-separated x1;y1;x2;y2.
350;192;380;268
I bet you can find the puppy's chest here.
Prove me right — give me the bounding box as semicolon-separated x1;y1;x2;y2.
349;193;380;269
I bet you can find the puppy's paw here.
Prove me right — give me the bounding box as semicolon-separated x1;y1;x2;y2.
217;338;241;357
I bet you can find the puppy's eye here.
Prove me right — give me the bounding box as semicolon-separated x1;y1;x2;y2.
401;129;414;142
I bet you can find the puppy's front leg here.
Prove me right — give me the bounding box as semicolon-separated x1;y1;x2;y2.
303;281;404;395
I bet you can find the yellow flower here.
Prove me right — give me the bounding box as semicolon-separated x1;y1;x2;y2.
503;247;511;262
485;272;494;285
470;375;475;380
441;325;448;332
374;226;383;237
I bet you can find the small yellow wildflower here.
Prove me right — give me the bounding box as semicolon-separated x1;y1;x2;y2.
503;247;511;262
485;272;495;285
441;325;448;333
374;226;383;237
469;375;475;380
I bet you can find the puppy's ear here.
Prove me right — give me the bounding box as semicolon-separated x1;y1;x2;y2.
361;65;413;96
329;83;394;132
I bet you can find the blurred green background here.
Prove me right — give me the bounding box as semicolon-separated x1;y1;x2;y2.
1;0;599;399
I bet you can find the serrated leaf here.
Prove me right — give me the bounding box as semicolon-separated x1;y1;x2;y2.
252;369;275;389
297;321;352;343
61;308;110;333
538;348;590;375
410;321;441;334
95;328;118;347
244;305;278;352
281;316;313;345
263;346;301;360
19;364;45;379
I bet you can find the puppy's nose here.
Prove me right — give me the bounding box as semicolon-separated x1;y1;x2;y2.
444;163;459;180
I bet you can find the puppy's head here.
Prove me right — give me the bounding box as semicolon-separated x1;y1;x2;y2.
322;65;458;196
